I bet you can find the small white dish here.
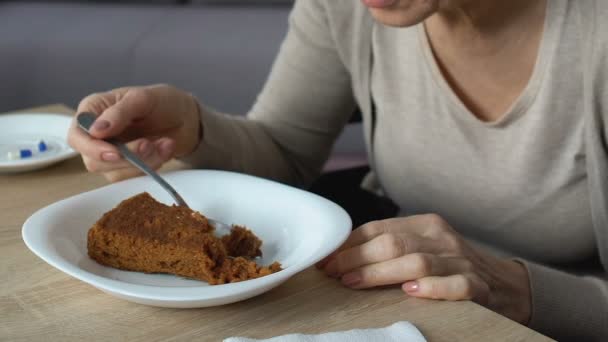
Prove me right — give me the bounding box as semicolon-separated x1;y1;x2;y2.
22;170;352;308
0;113;78;173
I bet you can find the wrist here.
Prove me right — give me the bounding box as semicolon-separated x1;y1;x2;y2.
502;259;532;325
179;93;203;158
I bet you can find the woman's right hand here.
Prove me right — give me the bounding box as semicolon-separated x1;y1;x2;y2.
67;84;202;182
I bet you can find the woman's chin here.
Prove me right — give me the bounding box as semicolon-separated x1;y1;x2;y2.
362;0;397;9
365;0;440;27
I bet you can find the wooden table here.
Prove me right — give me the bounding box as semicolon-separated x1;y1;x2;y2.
0;105;553;341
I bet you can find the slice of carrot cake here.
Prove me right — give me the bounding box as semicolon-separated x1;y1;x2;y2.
87;192;281;285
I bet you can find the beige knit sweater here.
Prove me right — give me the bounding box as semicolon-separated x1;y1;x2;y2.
182;1;608;340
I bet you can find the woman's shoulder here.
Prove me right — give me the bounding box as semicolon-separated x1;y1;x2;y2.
572;0;608;47
594;1;608;48
567;0;608;84
291;0;374;70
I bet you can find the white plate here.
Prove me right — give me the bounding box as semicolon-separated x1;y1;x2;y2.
22;170;351;308
0;113;78;173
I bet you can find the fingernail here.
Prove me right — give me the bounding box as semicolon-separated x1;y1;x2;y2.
158;140;174;158
316;254;335;269
139;140;153;157
101;152;120;162
93;120;110;131
404;281;419;293
341;273;361;288
325;260;339;278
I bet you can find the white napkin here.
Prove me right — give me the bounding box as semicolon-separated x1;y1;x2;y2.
224;321;426;342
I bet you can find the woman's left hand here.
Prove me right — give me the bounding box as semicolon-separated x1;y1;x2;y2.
317;214;532;324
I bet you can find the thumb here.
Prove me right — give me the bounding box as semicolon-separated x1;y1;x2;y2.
89;88;154;139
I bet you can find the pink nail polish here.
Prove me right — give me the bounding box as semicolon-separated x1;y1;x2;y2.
342;273;361;287
404;281;419;293
93;120;110;131
139;140;152;157
325;260;339;278
101;152;120;162
158;140;174;158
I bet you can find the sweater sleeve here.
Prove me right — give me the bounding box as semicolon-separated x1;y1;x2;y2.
180;0;356;187
518;2;608;340
517;260;608;341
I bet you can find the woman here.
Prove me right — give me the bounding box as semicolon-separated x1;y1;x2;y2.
67;0;608;340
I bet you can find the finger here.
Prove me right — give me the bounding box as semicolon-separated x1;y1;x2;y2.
103;167;144;183
318;214;457;269
70;90;130;160
76;90;120;117
325;234;421;276
102;137;175;183
403;273;489;304
316;251;341;270
341;254;473;289
316;219;395;269
324;231;456;277
89;88;154;139
154;137;176;160
343;215;450;253
68;119;120;161
81;138;155;172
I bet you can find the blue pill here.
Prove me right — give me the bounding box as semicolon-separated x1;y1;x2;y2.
38;140;48;152
20;149;33;158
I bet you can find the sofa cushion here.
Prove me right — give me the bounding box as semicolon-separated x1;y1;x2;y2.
6;1;181;3
130;6;290;115
0;2;290;115
0;2;167;112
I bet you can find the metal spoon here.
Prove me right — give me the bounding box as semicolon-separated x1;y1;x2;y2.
76;112;232;236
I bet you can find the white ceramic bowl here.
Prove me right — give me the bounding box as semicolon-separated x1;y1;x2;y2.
22;170;351;308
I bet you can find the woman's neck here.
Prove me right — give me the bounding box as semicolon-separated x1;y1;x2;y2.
427;0;547;55
422;0;548;122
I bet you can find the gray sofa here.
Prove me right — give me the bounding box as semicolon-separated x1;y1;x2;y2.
0;0;366;169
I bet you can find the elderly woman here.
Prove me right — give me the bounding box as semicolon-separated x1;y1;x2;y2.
68;0;608;340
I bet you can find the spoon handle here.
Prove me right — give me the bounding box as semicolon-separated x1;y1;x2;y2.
112;142;189;207
76;112;189;208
